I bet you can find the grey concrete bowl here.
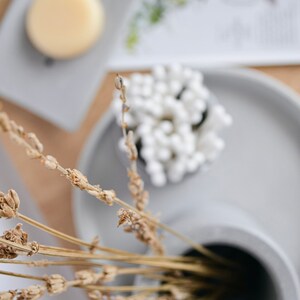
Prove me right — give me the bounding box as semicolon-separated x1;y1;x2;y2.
135;201;300;299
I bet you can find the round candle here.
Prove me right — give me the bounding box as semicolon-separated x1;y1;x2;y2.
26;0;105;59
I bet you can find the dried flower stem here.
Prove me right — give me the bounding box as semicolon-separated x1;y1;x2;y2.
116;75;163;255
0;269;194;296
0;259;165;276
81;284;173;293
0;110;230;266
0;269;44;282
2;190;194;265
117;75;149;213
0;238;230;281
17;212;131;257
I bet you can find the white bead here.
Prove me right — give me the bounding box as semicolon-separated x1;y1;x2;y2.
154;129;169;146
199;133;225;155
157;148;172;162
205;105;233;131
214;104;225;115
154;81;168;95
174;108;188;122
141;85;152;97
137;124;152;136
143;74;154;86
144;101;153;113
143;116;157;125
141;147;155;160
163;95;176;109
191;112;202;125
182;68;193;81
151;172;167;187
151;105;163;118
170;134;182;149
172;160;186;174
129;85;142;96
169;80;182;96
184;142;195;155
130;97;143;109
186;158;199;173
188;80;203;94
194;99;206;112
152;94;162;104
152;65;166;80
193;152;205;164
182;133;195;146
212;105;233;127
191;71;204;83
181;90;194;102
131;73;144;85
146;160;163;174
168;63;183;79
143;136;155;146
177;123;190;135
160;121;173;134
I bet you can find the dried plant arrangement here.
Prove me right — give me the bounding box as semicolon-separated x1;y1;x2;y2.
0;76;242;300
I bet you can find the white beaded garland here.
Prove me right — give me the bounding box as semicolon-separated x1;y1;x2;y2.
151;172;167;187
113;65;232;187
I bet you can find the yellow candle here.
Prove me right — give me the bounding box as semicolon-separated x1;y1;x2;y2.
26;0;105;59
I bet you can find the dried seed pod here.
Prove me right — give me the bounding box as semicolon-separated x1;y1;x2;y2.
88;290;103;300
26;149;41;159
0;224;29;259
100;265;118;283
75;269;100;285
115;75;124;90
98;190;115;206
0;112;11;132
17;285;46;300
27;133;44;153
0;291;15;300
0;189;20;219
45;274;67;295
66;169;88;190
117;208;164;255
28;241;40;256
9;120;25;137
43;155;58;170
3;224;28;245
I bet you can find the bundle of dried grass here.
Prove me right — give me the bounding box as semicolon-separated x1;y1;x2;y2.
0;76;240;300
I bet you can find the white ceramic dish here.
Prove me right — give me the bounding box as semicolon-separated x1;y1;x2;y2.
73;68;300;284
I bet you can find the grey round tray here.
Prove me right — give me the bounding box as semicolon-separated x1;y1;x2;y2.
73;68;300;279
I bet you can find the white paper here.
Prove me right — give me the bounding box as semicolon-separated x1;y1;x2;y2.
110;0;300;70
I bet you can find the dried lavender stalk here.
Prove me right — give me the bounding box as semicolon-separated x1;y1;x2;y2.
115;75;164;255
0;105;229;265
